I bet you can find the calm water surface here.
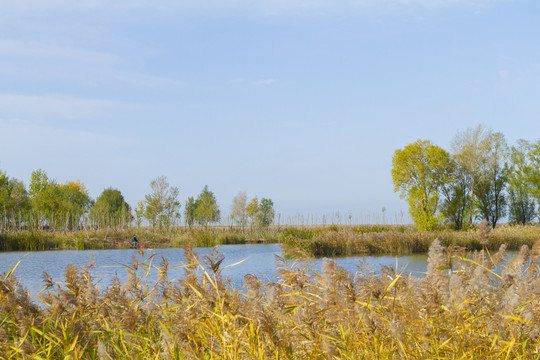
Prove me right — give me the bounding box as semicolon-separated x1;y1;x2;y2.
0;244;428;299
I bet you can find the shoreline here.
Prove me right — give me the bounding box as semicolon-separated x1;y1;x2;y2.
1;223;539;256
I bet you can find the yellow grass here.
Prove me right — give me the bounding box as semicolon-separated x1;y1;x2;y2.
2;223;540;255
1;238;540;359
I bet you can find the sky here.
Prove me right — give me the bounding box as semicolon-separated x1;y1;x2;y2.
1;0;539;224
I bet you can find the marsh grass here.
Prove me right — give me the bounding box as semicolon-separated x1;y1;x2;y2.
2;224;540;257
284;224;540;257
1;239;540;359
0;225;290;252
0;227;263;252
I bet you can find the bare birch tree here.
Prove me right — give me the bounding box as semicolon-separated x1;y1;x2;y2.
231;191;248;232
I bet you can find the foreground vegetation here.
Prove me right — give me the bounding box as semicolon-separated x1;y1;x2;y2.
1;239;540;359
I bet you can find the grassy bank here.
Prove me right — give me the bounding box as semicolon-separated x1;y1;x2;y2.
0;227;280;252
1;240;540;358
1;223;540;255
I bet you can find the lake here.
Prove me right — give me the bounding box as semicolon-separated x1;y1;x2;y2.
0;244;429;299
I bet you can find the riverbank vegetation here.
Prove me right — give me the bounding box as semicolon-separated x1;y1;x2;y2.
1;240;540;358
0;226;278;252
282;221;540;257
2;221;540;259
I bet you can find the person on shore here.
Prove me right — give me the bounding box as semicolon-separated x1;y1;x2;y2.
131;235;139;247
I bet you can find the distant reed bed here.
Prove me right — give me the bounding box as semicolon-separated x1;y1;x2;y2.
0;226;281;252
1;223;540;256
1;240;540;358
283;223;540;257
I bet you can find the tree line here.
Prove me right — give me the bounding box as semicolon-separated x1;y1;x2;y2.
0;171;275;232
392;125;540;230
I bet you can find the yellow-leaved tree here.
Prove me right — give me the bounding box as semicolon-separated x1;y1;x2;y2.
392;140;452;231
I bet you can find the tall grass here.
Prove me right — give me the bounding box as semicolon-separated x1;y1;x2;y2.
2;223;540;256
284;223;540;257
1;239;540;358
0;227;279;252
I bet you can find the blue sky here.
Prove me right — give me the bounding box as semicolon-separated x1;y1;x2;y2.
1;0;539;223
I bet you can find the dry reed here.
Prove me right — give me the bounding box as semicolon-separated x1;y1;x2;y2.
284;224;540;257
3;223;540;256
1;238;540;359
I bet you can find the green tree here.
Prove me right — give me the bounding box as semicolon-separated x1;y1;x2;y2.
440;161;471;230
6;178;30;228
135;201;145;228
527;139;540;219
451;125;494;224
29;169;62;229
194;185;220;229
144;176;180;228
184;197;197;228
29;169;48;198
231;191;248;231
258;198;275;227
58;180;92;230
506;140;536;224
0;171;11;223
472;133;508;227
246;197;259;231
392;140;453;230
0;171;30;229
508;188;535;224
90;188;131;228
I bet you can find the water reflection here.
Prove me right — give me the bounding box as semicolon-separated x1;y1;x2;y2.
0;244;428;299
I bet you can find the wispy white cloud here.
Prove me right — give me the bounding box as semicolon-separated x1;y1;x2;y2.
228;77;279;86
254;78;279;85
111;71;185;87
